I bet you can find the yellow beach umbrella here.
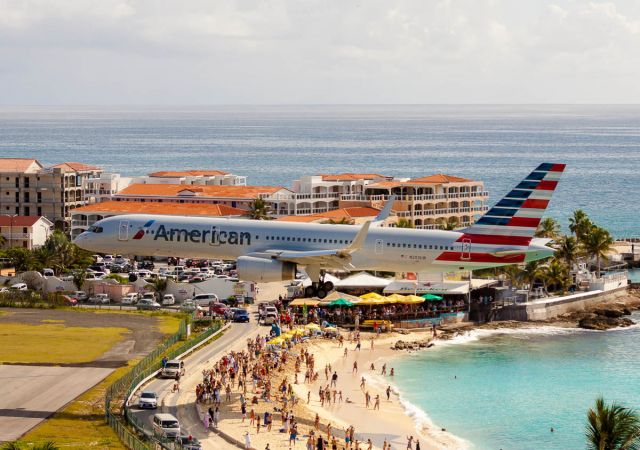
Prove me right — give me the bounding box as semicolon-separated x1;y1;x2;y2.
385;293;406;303
304;323;321;330
400;295;426;305
268;337;284;345
360;292;385;300
291;328;306;336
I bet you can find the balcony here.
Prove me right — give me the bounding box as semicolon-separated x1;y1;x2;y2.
341;192;489;202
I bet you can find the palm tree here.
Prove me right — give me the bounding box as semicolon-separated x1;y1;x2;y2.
555;236;580;270
542;260;570;293
582;226;614;277
499;264;523;289
586;397;640;450
72;270;87;291
6;247;35;273
569;209;593;243
327;217;355;225
149;277;169;297
396;218;414;229
535;217;561;239
438;217;459;230
249;198;269;220
520;260;544;292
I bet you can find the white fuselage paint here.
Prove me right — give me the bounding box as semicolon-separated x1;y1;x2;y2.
74;214;553;273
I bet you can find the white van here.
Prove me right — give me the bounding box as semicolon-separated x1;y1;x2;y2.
152;413;180;438
161;359;185;379
162;294;175;306
191;293;218;306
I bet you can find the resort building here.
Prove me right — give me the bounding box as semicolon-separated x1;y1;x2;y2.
0;215;53;249
70;201;248;238
281;173;393;215
83;169;247;204
340;174;489;229
0;158;103;231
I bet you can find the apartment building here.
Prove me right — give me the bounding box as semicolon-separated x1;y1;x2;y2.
340;174;489;229
0;159;102;231
0;216;53;249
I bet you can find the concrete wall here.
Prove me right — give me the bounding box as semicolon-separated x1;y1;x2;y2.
495;287;630;321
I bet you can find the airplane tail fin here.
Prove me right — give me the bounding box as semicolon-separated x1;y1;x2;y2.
462;163;565;246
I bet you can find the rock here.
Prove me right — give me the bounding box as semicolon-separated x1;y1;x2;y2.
418;341;428;348
578;316;634;331
594;307;625;318
394;340;406;350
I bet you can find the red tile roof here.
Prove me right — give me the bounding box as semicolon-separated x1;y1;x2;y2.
148;170;229;177
319;173;387;181
116;184;286;199
50;162;102;172
410;174;472;183
277;207;381;223
72;201;247;217
0;216;47;227
0;158;42;173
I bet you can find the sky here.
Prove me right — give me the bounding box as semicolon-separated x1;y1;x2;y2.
1;0;640;104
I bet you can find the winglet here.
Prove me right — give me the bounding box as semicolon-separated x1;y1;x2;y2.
346;220;371;252
372;195;396;227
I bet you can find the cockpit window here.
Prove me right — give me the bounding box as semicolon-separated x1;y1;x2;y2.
88;226;103;233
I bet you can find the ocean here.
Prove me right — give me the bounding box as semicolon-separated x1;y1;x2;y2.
392;314;640;450
0;105;639;237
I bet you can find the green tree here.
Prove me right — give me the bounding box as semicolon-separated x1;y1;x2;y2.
555;236;580;269
586;397;640;450
327;217;355;225
0;234;6;248
583;226;614;277
249;198;270;220
72;270;87;291
535;217;561;239
569;209;593;243
542;260;570;293
438;217;459;230
5;247;35;272
396;218;414;229
499;264;523;289
149;277;169;297
520;260;545;292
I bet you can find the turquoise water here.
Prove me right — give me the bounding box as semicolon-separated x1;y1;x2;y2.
628;269;640;283
0;105;639;237
392;313;640;450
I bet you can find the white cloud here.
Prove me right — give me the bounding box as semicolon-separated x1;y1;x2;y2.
0;0;639;103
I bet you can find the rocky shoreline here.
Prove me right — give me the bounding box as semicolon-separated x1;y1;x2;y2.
390;289;640;350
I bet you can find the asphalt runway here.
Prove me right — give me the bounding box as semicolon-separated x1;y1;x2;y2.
0;365;113;441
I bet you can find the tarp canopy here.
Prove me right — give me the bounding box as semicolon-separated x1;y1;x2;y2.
336;272;392;289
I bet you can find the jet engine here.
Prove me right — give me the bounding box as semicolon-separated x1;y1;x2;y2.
236;256;296;282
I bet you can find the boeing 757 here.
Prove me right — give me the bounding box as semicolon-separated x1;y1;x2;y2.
74;163;565;298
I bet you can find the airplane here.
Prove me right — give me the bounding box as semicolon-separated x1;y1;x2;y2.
74;163;565;298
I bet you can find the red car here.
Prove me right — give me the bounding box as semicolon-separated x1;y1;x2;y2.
61;295;78;306
209;302;229;317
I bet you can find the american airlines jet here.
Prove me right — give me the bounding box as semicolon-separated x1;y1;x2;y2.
74;163;565;298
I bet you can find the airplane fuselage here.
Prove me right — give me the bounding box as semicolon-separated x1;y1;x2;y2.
75;214;552;273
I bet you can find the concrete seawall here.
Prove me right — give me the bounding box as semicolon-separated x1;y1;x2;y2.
495;287;630;321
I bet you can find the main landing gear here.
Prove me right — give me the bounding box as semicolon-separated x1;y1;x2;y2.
304;267;334;299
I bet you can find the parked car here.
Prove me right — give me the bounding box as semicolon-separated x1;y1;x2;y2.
110;263;132;274
137;299;161;311
72;291;89;302
152;413;180;439
122;293;141;304
232;308;250;323
89;293;110;304
141;292;157;301
61;295;78;306
114;255;128;265
192;293;219;306
137;260;155;270
162;294;176;306
11;283;28;291
209;302;229;317
102;254;115;263
179;300;197;312
0;287;9;294
161;359;185;379
138;391;158;409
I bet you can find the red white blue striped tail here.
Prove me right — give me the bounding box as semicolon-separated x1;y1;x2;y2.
460;163;565;246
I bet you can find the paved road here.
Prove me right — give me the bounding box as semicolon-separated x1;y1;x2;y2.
0;365;113;441
128;305;265;448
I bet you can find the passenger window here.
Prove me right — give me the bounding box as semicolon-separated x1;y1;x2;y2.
413;244;417;248
287;237;290;241
323;239;327;243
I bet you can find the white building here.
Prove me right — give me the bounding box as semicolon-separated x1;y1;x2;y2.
0;216;53;250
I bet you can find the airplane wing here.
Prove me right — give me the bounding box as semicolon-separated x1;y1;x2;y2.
371;195;395;227
251;220;372;270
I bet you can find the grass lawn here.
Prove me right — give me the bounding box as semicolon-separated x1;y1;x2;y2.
18;312;185;448
0;323;128;364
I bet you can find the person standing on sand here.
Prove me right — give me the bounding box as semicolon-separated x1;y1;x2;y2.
353;361;358;374
367;438;373;450
256;414;261;434
370;337;374;350
308;390;311;403
386;386;391;401
360;377;366;390
406;435;414;450
344;348;348;358
374;394;380;410
355;339;361;351
415;439;421;450
331;371;338;387
244;431;251;449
